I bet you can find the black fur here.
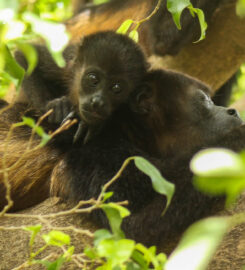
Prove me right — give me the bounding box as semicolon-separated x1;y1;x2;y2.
51;69;244;246
15;31;148;142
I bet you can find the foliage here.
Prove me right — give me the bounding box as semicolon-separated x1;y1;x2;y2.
230;65;245;111
0;0;70;97
236;0;245;17
117;0;207;43
166;0;207;41
191;148;245;206
1;0;245;269
20;153;245;269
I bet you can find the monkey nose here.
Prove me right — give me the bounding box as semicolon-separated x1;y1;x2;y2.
91;96;105;110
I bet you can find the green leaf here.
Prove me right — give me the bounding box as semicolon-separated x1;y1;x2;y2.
165;217;230;270
2;45;25;89
101;205;125;239
34;255;66;270
84;246;98;259
126;261;141;270
22;116;51;146
134;156;175;214
190;148;245;206
117;19;134;34
236;0;245;17
167;0;191;29
94;229;113;246
102;191;114;202
188;7;207;42
22;116;35;127
42;231;70;247
167;0;207;41
135;244;159;268
24;224;42;247
97;239;135;267
93;0;110;4
129;30;139;43
103;202;130;218
131;250;148;270
16;42;38;75
63;246;74;260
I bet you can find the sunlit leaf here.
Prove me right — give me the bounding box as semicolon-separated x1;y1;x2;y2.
24;224;42;247
16;42;38;75
167;0;190;29
42;231;70;247
165;217;230;270
103;202;130;218
93;0;110;4
189;7;207;42
3;45;25;89
134;156;175;214
117;19;134;34
34;255;66;270
236;0;245;17
190;148;245;206
22;116;51;146
101;205;125;239
167;0;207;41
97;239;135;267
94;229;113;246
129;30;139;43
102;191;114;202
63;246;74;260
84;247;98;259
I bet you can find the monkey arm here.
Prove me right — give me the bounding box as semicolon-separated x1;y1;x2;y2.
14;45;69;111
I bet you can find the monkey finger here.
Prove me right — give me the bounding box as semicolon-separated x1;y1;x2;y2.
61;111;76;125
73;121;88;143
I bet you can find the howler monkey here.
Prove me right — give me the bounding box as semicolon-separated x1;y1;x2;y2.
50;69;244;247
1;68;244;247
15;31;148;142
67;0;222;56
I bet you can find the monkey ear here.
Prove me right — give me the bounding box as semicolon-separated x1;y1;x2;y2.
130;84;153;115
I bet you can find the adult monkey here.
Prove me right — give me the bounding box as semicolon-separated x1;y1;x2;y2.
50;69;243;246
0;70;244;268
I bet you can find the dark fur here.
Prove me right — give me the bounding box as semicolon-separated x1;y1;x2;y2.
1;69;243;245
50;69;244;246
15;31;148;141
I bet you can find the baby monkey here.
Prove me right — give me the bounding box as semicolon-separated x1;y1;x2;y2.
15;31;148;143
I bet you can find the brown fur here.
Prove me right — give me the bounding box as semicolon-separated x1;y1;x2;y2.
0;104;62;211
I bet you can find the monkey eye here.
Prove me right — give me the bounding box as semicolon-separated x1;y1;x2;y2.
112;83;121;94
87;73;99;86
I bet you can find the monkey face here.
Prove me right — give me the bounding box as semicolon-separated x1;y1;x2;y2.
133;69;243;154
71;31;148;125
77;66;133;124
